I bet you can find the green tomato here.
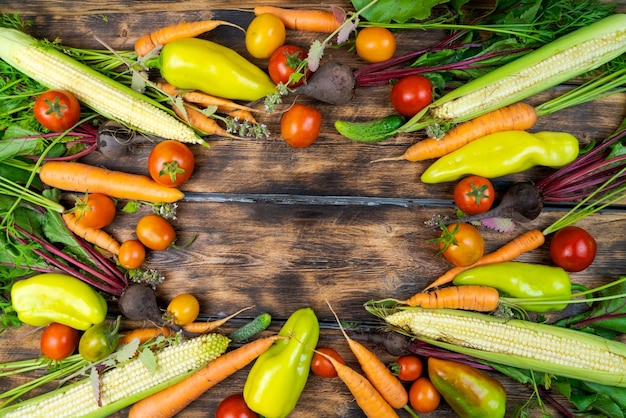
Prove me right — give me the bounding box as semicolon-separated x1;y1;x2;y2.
78;319;120;362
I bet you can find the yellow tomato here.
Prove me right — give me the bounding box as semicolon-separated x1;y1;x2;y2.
245;13;286;59
355;27;396;63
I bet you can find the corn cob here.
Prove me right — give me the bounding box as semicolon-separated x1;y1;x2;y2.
0;333;229;418
381;307;626;387
0;28;202;144
428;14;626;124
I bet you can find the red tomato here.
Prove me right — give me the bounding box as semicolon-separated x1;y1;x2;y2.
453;176;495;215
41;323;80;360
311;347;345;378
390;75;433;117
135;214;176;251
216;393;258;418
33;90;81;132
72;193;116;229
436;222;485;267
166;293;200;325
393;355;423;382
549;226;597;272
118;239;146;270
280;104;322;148
355;27;396;63
268;45;310;87
409;376;441;413
148;140;195;187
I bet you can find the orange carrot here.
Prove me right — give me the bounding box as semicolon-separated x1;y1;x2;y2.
134;20;244;56
326;301;409;411
313;348;399;418
183;306;255;334
253;5;342;33
424;229;546;291
371;102;537;163
402;285;500;311
62;212;121;255
118;326;172;345
39;161;184;203
226;109;258;124
156;82;257;113
128;335;283;418
173;104;237;139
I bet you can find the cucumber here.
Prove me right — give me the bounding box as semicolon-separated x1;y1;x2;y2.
227;312;272;343
334;114;405;142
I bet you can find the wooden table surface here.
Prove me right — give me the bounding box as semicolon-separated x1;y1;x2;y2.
2;1;626;417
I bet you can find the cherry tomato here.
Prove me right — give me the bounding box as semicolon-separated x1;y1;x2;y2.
280;104;322;148
118;239;146;270
311;347;345;378
453;176;495;215
355;27;396;63
71;192;116;229
390;75;433;117
268;45;310;87
436;222;485;267
40;323;80;360
166;293;200;325
135;214;176;251
392;354;423;382
78;321;119;362
33;90;81;132
245;13;286;59
216;393;258;418
549;226;597;272
409;376;441;413
148;140;195;187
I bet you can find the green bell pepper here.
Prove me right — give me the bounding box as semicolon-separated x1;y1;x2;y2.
11;273;108;330
428;357;507;418
453;261;572;312
421;130;579;183
147;37;277;102
243;307;320;418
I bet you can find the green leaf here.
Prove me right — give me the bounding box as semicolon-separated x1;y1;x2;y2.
351;0;450;23
138;348;158;375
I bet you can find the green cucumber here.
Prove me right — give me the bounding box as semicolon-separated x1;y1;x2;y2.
227;312;272;343
334;114;405;142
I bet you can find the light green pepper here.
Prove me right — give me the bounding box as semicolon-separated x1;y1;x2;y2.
453;261;572;312
11;273;108;330
147;37;277;102
243;307;319;418
421;130;579;183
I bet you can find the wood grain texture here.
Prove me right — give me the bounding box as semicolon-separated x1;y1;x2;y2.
1;0;626;417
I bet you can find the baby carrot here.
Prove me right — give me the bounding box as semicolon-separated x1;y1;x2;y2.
182;306;255;334
156;82;258;113
371;102;537;163
134;19;244;56
326;301;410;412
402;285;500;311
62;212;121;255
253;6;342;33
313;348;399;418
424;229;546;291
128;335;283;418
173;104;237;139
39;161;184;203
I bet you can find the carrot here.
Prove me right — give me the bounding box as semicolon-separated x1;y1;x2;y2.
182;305;255;334
253;5;342;33
156;82;258;113
371;102;537;163
313;348;399;418
128;335;283;418
39;161;184;203
424;229;546;291
62;212;121;255
173;104;237;139
226;109;258;124
118;326;172;345
134;19;244;56
326;301;410;412
402;285;500;311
